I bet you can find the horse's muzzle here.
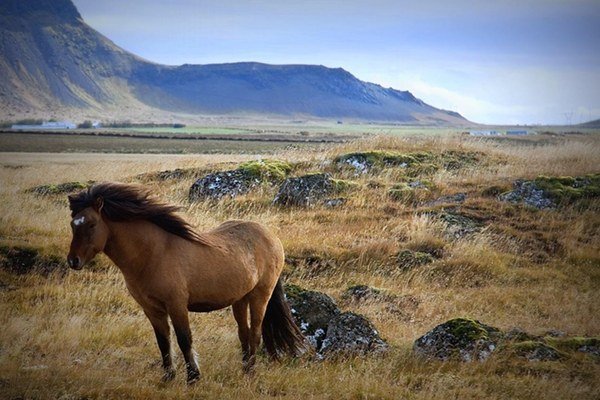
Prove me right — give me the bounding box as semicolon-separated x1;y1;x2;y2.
67;255;83;270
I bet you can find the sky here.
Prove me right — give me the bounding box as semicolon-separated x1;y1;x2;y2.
73;0;600;125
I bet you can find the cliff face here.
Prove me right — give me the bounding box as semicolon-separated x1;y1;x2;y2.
0;0;467;124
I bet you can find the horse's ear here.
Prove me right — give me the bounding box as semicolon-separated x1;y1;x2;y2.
94;196;104;213
67;194;75;203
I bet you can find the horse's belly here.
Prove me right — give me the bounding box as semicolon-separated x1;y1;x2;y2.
187;301;229;313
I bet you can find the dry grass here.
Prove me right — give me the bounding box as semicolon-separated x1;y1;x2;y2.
1;132;599;399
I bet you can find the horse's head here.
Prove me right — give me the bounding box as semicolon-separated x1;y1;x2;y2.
67;195;109;270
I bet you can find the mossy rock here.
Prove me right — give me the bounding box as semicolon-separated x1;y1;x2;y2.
413;318;502;362
238;159;293;181
30;181;92;196
274;173;357;207
533;174;600;203
508;341;562;361
397;249;435;270
284;283;340;349
335;150;434;173
546;337;600;356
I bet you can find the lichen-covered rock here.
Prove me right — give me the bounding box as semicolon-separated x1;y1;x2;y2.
284;284;387;358
499;175;600;209
274;173;354;207
189;159;292;201
499;180;555;209
189;169;259;201
440;212;484;239
548;337;600;357
510;341;561;361
320;312;388;358
323;197;346;208
397;250;435;270
334;151;432;174
413;318;502;362
284;284;340;349
388;181;434;204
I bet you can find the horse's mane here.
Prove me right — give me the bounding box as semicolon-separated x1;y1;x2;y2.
68;182;214;246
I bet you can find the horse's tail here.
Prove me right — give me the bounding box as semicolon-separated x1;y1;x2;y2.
262;278;307;360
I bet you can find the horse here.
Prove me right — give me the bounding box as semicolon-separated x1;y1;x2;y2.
66;182;306;384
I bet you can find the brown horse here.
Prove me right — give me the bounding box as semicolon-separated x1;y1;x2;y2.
67;182;305;383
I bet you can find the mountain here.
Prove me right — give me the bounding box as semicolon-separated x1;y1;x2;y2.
0;0;468;124
577;119;600;129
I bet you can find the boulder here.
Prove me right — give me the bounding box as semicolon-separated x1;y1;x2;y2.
320;312;388;358
189;169;258;201
413;318;502;362
499;174;600;209
189;159;292;201
284;284;388;358
499;180;554;209
510;341;561;361
285;284;340;349
440;212;484;239
274;173;354;207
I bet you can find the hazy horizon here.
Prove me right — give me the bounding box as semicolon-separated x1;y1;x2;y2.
74;0;600;125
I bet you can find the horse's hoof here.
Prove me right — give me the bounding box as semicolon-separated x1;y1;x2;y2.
162;368;176;382
187;370;201;385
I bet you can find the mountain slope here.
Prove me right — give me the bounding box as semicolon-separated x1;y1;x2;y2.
0;0;467;124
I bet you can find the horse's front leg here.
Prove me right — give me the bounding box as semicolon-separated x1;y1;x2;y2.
144;309;176;382
169;306;200;384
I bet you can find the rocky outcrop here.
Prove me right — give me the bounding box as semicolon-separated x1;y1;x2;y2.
414;318;502;362
499;180;555;209
284;284;387;358
414;319;598;363
499;174;600;209
320;312;388;358
189;169;259;201
439;212;484;239
273;173;355;207
189;160;291;201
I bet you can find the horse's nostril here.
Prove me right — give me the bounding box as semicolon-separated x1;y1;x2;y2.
68;256;81;269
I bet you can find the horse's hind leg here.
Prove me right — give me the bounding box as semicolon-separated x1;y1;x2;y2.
245;290;270;373
168;306;200;384
232;299;250;366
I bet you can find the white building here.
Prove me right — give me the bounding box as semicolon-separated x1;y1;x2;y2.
12;121;76;130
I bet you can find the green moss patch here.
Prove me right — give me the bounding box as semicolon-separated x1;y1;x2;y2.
30;181;92;196
238;159;293;181
533;174;600;203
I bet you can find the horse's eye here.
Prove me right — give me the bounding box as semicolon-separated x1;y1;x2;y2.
89;223;97;229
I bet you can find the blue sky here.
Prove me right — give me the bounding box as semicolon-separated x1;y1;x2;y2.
74;0;600;125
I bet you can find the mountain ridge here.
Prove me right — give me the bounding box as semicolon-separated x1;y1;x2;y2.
0;0;468;125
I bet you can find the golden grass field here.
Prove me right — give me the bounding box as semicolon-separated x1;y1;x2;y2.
0;132;599;399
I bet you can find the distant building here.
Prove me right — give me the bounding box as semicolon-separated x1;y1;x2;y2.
506;130;530;135
12;121;76;130
92;121;102;128
469;130;501;136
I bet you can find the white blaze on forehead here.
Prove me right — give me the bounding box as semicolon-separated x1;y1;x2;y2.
73;216;85;226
